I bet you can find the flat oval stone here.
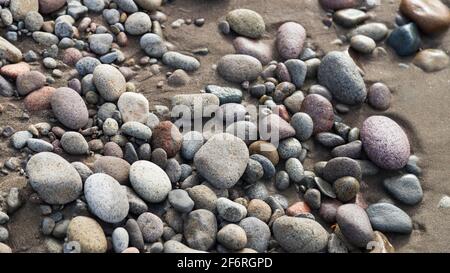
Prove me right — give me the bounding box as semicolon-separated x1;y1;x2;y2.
400;0;450;34
260;114;296;141
366;203;413;234
333;8;369;28
413;49;449;72
383;174;423;205
84;173;129;223
348;23;389;42
117;92;149;123
140;33;167;58
39;0;66;14
217;54;262;83
121;122;152;140
360;116;410;170
300;94;334;134
276;22;306;60
51;87;88;130
350;35;376;54
26;152;82;204
93;64;126;101
162;51;200;72
16;71;46;96
233;37;273;64
129;160;172;203
24;86;55;111
194;133;249;189
273;216;328;253
318;51;367;105
60;132;89;155
205;85;243;104
226;9;265;38
336;204;374;248
67;216;107;253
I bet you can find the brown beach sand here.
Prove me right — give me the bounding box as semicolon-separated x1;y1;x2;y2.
0;0;449;252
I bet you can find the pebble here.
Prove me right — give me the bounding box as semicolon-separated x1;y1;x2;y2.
103;9;120;25
163;240;206;253
125;12;152;35
115;0;138;13
233;37;272;64
400;0;450;34
276;22;306;59
331;140;362;158
300;94;334;134
247;199;272;223
121;121;152;140
283;91;304;113
0;212;9;225
367;82;391;110
84;173;129;223
67;216;107;253
387;23;421;56
32;32;59;47
187;185;217;212
63;48;83;66
316;132;345;148
239;217;270;253
137;212;164;242
217;54;262;83
323;157;361;182
184;209;217;251
275;171;290;190
194;133;249;189
93;64;126;101
336;204;374;248
319;0;359;10
10;0;39;20
27;152;82;204
135;0;162;11
350;35;376;54
248;141;279;165
39;0;66;14
438;196;450;208
304;188;321;210
217;224;247;250
129;160;172;203
168;69;190;87
24;11;43;31
112;227;129;253
76;57;101;77
260;114;296;141
117;92;149;123
334;176;360;202
318;51;366;105
162;51;200;72
319;199;342;223
172;93;219;118
94;156;130;184
216;197;247;222
71;162;93;182
405;155;422;175
243;158;264;183
250;154;276;180
0;226;8;242
24;86;55;111
383;174;423;205
273;216;328;253
16;71;46;97
60;132;89;155
348;23;389;42
168;189;195;213
366;203;413;234
225;121;258;144
181;131;204;161
89;34;113;55
226;9;265;38
151;148;167;169
277;137;302;159
125;219;145;251
151;121;182;157
413;49;449;72
10;130;33;149
205;85;243;104
103;118;119;136
360;116;410;170
333;8;369;28
285;59;307;88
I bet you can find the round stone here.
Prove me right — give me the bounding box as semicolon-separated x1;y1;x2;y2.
323;157;361;182
348;23;389;42
300;94;334;134
16;71;46;96
26;152;82;204
93;64;126;102
117;92;149;123
194;133;249;189
67;216;107;253
168;189;195;213
60;132;89;155
233;37;272;64
304;188;321;210
226;9;265;38
217;54;263;83
319;199;342;223
140;33;167;58
368;82;391;110
273;216;328;253
277;137;302;159
247;199;271;223
94;156;130;185
112;227;129;253
386;23;421;56
151;121;182;158
24;86;55;112
84;173;129;223
400;0;450;34
318;51;367;105
181;131;204;161
24;11;43;31
162;51;200;72
187;185;218;212
121;122;152;140
248;140;279;165
276;22;306;59
125;12;152;35
216;197;247;222
51;87;88;130
350;35;376;54
383;174;423;205
334;176;360;202
129;161;172;203
360;116;410;170
137;212;164;242
217;224;247;250
413;49;450;72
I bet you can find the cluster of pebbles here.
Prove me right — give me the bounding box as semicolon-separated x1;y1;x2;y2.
0;0;448;253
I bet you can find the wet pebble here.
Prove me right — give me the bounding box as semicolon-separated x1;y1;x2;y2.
350;35;376;54
368;82;391;111
383;174;423;205
413;49;449;72
387;23;421;56
366;203;413;234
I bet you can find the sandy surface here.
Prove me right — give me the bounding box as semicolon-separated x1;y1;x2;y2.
1;0;449;252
